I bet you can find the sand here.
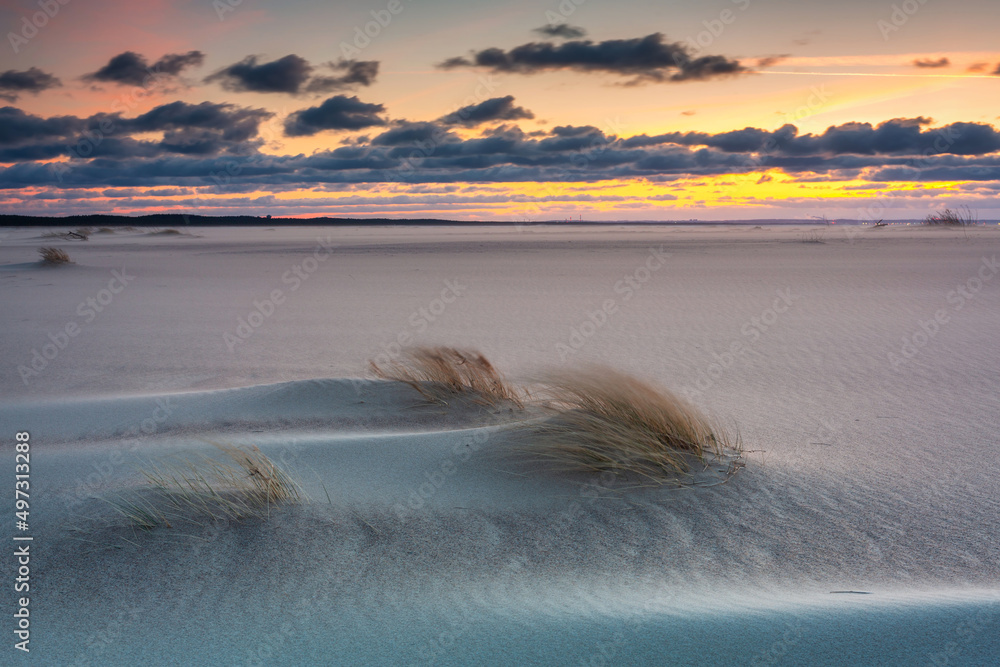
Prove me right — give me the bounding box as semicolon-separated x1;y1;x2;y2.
1;223;998;665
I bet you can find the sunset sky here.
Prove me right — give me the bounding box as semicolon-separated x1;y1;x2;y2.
1;0;999;220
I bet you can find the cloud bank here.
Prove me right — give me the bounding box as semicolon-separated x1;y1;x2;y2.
84;51;205;86
438;33;748;83
0;68;61;102
205;55;378;95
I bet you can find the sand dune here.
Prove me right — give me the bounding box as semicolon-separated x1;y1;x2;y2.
2;224;998;664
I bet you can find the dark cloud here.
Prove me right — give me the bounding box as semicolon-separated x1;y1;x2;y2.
122;101;274;153
371;122;458;148
994;63;1000;76
0;68;61;102
305;60;379;93
206;54;311;94
912;57;950;69
533;24;586;39
0;106;84;144
438;33;748;83
84;51;205;86
967;62;988;73
3;105;998;192
206;55;379;95
438;96;534;126
756;55;789;68
622;118;1000;157
125;101;272;138
0;101;272;161
284;95;387;136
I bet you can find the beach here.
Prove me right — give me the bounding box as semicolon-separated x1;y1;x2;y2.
2;223;999;665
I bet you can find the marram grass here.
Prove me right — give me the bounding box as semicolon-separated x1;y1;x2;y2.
371;348;741;484
115;441;301;529
528;366;741;483
370;346;524;408
38;247;71;264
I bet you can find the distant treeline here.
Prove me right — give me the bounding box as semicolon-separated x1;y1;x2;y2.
0;214;920;227
0;214;471;227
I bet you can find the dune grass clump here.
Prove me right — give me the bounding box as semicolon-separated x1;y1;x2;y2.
799;229;826;244
529;367;740;483
38;247;71;264
115;442;301;529
924;207;977;226
371;346;524;408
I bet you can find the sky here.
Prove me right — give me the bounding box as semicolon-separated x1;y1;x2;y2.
1;0;999;221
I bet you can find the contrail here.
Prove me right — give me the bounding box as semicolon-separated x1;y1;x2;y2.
759;70;997;79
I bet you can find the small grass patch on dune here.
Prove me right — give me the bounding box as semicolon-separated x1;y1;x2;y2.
370;348;742;484
115;442;301;529
528;366;741;484
371;346;524;408
924;207;977;226
798;229;826;244
38;247;71;264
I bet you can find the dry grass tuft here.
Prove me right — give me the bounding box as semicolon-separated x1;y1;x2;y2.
527;366;740;483
799;229;826;244
371;346;524;408
924;206;977;226
117;442;302;528
38;247;71;264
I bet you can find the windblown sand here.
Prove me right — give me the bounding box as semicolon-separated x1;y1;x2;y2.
1;224;998;665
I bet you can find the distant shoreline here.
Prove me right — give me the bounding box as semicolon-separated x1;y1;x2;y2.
0;214;946;227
